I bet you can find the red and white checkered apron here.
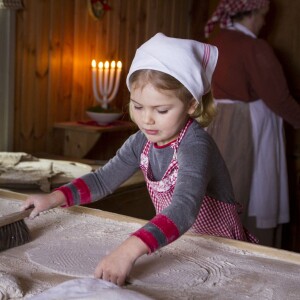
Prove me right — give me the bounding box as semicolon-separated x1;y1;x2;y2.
140;119;258;243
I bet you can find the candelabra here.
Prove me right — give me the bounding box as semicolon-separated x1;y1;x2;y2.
91;60;122;109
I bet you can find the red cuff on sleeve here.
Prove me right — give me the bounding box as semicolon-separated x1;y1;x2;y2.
150;214;180;243
73;178;91;205
56;186;74;207
132;228;159;253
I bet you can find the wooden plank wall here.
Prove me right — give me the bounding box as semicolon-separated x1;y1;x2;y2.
13;0;208;154
263;0;300;253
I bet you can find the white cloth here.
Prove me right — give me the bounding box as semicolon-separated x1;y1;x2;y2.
248;100;289;228
28;278;154;300
224;23;289;228
213;97;290;229
126;32;218;103
229;22;256;38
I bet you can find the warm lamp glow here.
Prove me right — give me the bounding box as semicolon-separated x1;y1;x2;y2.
91;59;97;68
104;61;109;69
117;61;122;69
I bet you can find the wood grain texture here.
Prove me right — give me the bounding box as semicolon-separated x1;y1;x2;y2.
14;0;199;155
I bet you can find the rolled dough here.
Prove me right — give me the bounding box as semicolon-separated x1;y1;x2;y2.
26;239;118;278
28;278;153;300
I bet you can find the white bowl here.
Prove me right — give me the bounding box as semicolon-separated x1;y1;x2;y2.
86;111;122;125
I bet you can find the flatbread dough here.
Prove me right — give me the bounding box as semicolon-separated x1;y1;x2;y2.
26;239;119;278
26;238;208;287
0;153;57;191
28;278;153;300
0;152;92;192
0;160;55;192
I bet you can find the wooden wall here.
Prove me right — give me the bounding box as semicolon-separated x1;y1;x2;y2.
264;0;300;253
13;0;209;154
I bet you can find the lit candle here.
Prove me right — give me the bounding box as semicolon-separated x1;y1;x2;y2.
91;59;101;103
103;61;110;96
98;61;104;95
108;61;122;101
107;61;116;96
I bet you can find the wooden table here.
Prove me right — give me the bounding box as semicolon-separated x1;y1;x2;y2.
53;121;137;159
1;189;300;300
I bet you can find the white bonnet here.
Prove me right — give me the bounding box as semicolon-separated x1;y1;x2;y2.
126;33;218;103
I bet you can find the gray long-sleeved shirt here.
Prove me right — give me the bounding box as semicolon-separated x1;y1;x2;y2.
58;120;237;251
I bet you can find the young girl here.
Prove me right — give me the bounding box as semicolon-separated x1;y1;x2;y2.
22;33;257;286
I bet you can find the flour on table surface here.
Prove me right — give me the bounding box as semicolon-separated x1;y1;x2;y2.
0;271;23;300
1;196;300;300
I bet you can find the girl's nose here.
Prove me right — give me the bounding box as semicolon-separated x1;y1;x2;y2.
142;110;155;125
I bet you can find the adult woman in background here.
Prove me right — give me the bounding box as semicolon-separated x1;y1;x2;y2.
204;0;300;247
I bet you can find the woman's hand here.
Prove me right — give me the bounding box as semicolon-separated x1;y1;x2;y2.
21;190;66;219
94;236;148;286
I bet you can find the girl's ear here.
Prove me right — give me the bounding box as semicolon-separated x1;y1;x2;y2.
187;99;198;115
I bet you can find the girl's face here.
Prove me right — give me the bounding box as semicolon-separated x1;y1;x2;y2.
130;83;196;146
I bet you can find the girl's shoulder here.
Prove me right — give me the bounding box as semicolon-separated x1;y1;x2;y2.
177;121;225;169
178;120;220;157
184;120;215;145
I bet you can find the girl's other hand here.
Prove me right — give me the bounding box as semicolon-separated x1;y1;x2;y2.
21;190;66;219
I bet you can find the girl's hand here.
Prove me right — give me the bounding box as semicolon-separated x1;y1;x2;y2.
21;190;66;219
94;236;148;286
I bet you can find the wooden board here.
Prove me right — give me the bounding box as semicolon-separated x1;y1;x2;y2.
1;189;300;300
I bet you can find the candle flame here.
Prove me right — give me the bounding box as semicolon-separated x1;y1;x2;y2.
98;62;103;69
104;61;110;69
117;61;122;69
111;61;116;68
91;59;97;68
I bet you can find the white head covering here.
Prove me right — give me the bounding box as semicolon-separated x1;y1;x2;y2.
126;33;218;103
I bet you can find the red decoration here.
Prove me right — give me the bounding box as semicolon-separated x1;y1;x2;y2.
89;0;111;20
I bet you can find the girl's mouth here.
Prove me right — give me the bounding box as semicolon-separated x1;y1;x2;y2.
144;129;159;135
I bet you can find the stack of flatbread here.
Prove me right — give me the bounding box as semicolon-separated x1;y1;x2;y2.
0;152;61;192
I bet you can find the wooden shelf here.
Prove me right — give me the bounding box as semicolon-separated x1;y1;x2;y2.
53;121;137;159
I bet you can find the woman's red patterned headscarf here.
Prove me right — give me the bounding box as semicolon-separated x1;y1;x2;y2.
204;0;270;38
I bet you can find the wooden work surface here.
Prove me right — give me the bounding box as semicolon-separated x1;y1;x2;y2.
1;189;300;300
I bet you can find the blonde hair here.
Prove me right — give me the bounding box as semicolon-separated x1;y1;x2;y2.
129;70;216;127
